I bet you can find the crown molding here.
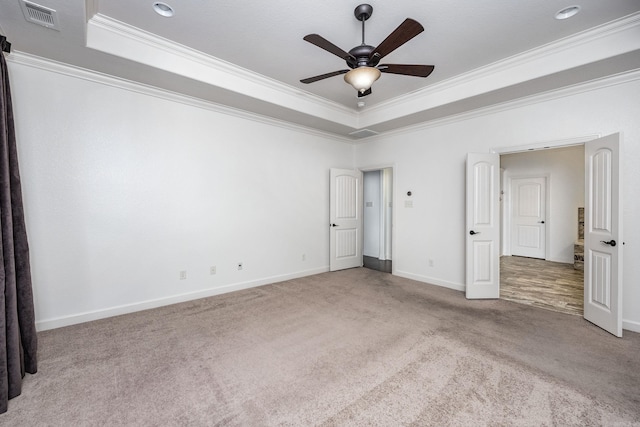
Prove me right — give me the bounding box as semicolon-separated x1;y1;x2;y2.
8;52;639;146
361;68;640;142
12;11;640;142
86;13;359;128
85;11;640;135
360;12;640;128
7;52;352;144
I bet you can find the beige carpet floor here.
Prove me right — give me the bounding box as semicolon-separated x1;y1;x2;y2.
2;268;639;426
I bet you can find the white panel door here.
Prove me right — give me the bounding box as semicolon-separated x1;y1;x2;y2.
511;177;546;259
584;133;622;337
466;153;500;299
330;168;363;271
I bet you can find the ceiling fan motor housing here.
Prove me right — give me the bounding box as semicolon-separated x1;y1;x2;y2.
347;45;380;69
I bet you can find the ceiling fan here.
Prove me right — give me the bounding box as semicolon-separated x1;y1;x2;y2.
300;4;435;98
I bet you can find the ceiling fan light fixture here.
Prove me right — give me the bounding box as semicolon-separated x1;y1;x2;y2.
344;67;381;93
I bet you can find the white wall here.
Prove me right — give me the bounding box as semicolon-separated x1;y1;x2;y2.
8;56;640;334
355;75;640;332
9;59;354;330
363;171;381;257
501;146;584;263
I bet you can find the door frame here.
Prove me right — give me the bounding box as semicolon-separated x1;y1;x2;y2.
360;164;395;274
494;136;598;267
502;173;550;259
491;133;626;335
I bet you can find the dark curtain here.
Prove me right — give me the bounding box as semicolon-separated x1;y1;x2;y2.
0;51;38;413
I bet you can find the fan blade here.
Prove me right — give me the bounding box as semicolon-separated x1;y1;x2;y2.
300;69;349;84
379;64;434;77
303;34;356;62
370;18;424;60
358;88;372;98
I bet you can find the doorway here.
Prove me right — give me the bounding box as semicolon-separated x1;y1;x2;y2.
467;134;622;335
363;168;392;273
500;145;584;314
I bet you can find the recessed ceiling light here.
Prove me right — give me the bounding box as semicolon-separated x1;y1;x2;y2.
555;5;581;20
153;2;174;17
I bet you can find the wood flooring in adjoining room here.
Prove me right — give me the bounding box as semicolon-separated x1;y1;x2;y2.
500;256;584;316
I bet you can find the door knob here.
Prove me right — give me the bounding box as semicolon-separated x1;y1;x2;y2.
330;223;339;227
600;239;617;246
538;221;545;224
469;230;480;235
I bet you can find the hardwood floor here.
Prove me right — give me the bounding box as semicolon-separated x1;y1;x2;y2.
500;256;583;316
363;256;392;273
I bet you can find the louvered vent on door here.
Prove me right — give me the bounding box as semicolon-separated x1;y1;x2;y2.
20;1;60;30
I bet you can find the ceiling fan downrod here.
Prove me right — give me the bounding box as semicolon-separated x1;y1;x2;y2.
355;4;372;45
349;4;378;69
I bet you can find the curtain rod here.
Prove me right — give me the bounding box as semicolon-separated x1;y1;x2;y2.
1;35;11;54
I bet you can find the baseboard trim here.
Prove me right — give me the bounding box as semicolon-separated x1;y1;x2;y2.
36;266;639;334
393;270;465;292
623;319;640;334
35;266;329;331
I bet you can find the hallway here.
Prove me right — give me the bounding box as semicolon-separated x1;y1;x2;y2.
363;256;392;273
500;256;583;316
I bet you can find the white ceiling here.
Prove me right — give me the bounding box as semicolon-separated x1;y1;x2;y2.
1;0;640;139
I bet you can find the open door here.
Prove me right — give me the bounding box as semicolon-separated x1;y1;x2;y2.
584;133;623;337
466;153;500;299
330;168;363;271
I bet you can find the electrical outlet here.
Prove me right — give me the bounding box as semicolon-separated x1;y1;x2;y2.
428;259;434;267
302;253;306;261
237;262;243;271
179;270;187;280
210;266;216;275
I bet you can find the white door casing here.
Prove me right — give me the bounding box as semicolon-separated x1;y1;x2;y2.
466;153;500;299
363;170;381;258
511;177;546;259
584;133;623;337
382;168;393;261
330;168;363;271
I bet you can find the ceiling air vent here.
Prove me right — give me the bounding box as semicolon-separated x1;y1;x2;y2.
20;1;60;30
349;129;379;139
